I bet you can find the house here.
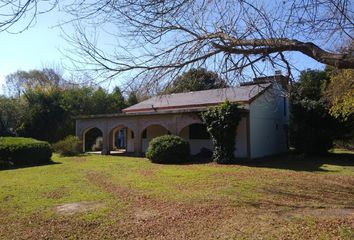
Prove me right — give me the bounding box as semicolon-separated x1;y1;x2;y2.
75;74;289;159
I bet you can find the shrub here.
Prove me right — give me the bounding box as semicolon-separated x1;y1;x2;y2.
146;135;190;163
92;137;103;151
53;135;82;156
201;101;241;164
0;137;52;165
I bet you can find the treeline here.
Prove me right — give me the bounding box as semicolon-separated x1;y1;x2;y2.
290;68;353;152
0;69;138;143
1;67;353;153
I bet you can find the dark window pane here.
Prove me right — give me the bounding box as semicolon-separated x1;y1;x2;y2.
142;129;147;139
189;124;210;139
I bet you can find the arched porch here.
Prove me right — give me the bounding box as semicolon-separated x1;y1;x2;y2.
82;127;103;152
109;125;136;153
141;124;171;153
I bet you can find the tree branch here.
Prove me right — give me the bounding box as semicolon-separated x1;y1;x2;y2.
212;38;354;69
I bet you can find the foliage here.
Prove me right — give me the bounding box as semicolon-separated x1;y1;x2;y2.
164;68;227;93
61;86;126;116
201;101;241;164
146;135;190;164
0;96;24;136
126;91;139;106
2;69;129;143
53;135;82;156
16;89;70;143
91;137;103;151
290;69;337;154
325;69;354;120
0;137;52;165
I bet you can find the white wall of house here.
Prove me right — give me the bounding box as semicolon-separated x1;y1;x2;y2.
249;85;288;158
142;125;169;152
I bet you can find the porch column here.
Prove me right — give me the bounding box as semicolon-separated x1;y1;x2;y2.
101;126;110;155
171;114;178;135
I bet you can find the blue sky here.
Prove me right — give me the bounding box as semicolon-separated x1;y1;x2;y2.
0;8;325;94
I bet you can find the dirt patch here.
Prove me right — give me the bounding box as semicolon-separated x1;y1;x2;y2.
85;172;248;238
54;201;105;215
134;209;161;221
45;188;67;199
287;207;354;218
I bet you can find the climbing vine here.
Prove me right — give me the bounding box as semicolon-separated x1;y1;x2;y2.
201;101;241;164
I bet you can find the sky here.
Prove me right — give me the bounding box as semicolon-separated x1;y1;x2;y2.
0;6;325;95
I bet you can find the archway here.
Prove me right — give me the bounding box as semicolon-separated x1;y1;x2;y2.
179;123;213;155
109;125;135;153
141;124;170;152
83;127;103;152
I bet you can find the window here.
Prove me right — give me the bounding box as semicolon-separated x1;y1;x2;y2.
283;97;287;116
131;131;134;139
189;124;210;139
142;129;147;139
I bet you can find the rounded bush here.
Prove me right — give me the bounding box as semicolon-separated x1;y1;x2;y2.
53;135;82;156
145;135;190;164
0;137;52;165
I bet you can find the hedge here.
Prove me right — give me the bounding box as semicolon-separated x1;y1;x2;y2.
145;135;190;164
0;137;52;165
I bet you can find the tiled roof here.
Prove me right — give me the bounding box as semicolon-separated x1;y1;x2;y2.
123;83;271;113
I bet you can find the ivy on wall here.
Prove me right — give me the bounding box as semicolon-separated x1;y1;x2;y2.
201;101;241;164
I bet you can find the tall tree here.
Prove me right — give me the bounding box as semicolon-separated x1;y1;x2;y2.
63;0;353;86
164;68;227;93
126;91;139;107
290;69;338;154
1;1;353;87
17;89;69;143
325;68;354;120
5;68;65;97
325;67;354;149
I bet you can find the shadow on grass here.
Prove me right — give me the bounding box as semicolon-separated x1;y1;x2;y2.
0;160;61;171
109;151;214;165
236;152;354;172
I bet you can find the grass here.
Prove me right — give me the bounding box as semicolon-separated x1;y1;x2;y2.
0;150;353;239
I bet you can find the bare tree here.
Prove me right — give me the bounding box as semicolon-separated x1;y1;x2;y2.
0;0;57;33
1;1;353;86
61;0;353;87
5;68;65;97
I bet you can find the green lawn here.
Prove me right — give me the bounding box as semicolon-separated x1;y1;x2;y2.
0;151;353;239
